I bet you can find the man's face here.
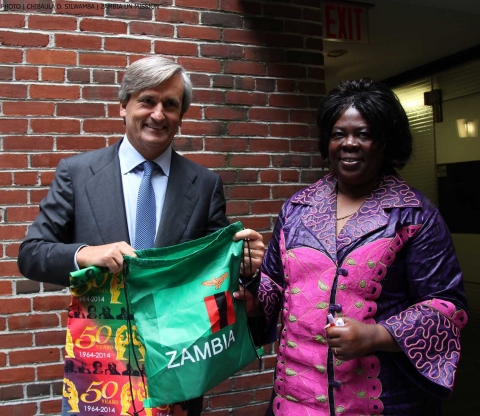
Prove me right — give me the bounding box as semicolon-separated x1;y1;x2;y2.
120;73;184;160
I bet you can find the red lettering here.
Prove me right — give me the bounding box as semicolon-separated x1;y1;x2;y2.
348;8;353;40
325;5;337;39
353;8;363;41
337;6;347;40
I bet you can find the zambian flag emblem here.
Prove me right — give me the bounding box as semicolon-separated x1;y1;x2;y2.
204;292;236;333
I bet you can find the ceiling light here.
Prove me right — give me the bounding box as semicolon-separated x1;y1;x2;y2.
326;49;348;58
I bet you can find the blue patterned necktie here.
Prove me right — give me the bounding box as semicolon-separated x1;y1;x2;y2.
134;161;157;250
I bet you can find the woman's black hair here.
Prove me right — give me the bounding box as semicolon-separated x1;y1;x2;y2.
317;78;413;171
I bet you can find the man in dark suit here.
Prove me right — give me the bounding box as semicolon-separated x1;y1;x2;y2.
18;56;264;415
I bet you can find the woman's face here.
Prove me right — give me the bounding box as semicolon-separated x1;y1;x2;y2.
329;106;384;190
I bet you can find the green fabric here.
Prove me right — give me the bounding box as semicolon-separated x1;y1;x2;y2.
123;221;262;407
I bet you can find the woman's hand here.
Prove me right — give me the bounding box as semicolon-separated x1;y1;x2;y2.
233;229;265;276
326;317;400;361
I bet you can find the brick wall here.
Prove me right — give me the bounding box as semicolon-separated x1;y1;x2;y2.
0;1;325;415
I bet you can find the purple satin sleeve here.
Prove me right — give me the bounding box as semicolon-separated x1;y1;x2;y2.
380;300;467;397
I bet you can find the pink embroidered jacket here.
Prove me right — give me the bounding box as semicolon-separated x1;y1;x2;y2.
258;173;468;416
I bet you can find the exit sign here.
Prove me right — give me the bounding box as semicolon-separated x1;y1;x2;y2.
322;1;370;44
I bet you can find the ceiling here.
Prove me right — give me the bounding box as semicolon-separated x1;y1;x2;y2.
323;0;480;91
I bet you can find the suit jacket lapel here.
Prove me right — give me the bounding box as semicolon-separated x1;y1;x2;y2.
85;142;130;245
155;151;199;247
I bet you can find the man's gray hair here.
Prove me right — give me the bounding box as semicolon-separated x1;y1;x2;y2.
118;55;193;116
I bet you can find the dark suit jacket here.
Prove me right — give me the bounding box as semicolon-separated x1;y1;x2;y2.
18;141;229;286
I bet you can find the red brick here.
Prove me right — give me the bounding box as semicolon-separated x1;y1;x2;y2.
272;185;305;199
201;44;243;58
291;109;317;124
232;403;269;416
29;14;77;31
270;124;310;138
226;201;249;216
205;107;247;120
40;399;62;416
272;155;311;168
5;206;39;222
192;90;225;104
178;26;221;41
223;29;263;44
0;332;32;349
291;139;318;153
173;137;203;151
0;321;5;333
269;94;308;108
250;139;289;153
0;172;11;186
83;119;124;134
67;68;90;83
56;0;103;16
306;37;323;51
155;8;199;23
30;189;49;204
82;85;119;101
80;18;127;34
216;170;236;184
5;242;21;257
154;40;198;56
228;154;269;167
8;314;59;331
55;33;102;50
226;91;266;106
205;138;247;152
228;123;268;137
210;391;253;408
225;61;265;76
178;57;221;73
235;77;254;90
93;69;115;84
0;31;49;47
228;186;270;199
0;190;27;204
0;48;22;63
181;121;224;136
42;67;65;82
253;387;273;402
106;37;151;53
0;367;35;385
277;79;296;92
26;49;76;65
10;348;61;366
221;0;262;14
4;136;53;151
106;5;152;20
35;330;67;347
237;170;257;182
130;21;174;37
183;154;226;168
245;47;286;63
3;101;54;116
0;385;24;401
0;154;27;170
281;170;300;182
0;281;13;296
267;63;306;78
0;224;27;240
57;103;105;117
0;402;37;416
37;363;64;381
176;0;217;8
0;260;21;277
0;83;27;98
233;371;274;390
40;171;56;185
0;66;12;80
301;169;326;183
0;14;24;28
183;105;202;120
79;53;127;68
260;170;279;182
0;119;27;134
31;119;80;134
256;78;276;92
249;108;288;122
251;200;284;215
33;295;70;312
15;66;38;81
30;85;80;100
299;81;325;95
31;153;76;168
212;75;234;88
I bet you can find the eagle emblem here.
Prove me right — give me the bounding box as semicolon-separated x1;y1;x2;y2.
202;272;228;290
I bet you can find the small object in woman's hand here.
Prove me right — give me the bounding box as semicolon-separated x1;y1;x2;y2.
326;313;345;328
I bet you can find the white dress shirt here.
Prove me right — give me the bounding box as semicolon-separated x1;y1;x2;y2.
118;135;171;246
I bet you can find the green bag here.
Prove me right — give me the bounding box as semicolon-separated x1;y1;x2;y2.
123;221;263;408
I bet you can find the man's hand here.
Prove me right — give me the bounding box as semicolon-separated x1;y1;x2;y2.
326;317;401;361
233;229;265;276
76;242;136;273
